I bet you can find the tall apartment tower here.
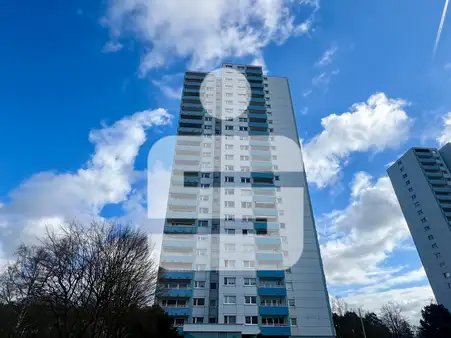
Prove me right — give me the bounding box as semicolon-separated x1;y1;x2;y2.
388;144;451;311
156;64;335;337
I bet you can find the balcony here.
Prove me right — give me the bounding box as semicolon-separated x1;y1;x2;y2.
251;172;274;178
184;81;202;87
256;252;283;261
180;110;204;117
260;326;290;336
247;75;263;82
255;236;281;246
161;271;194;280
178;127;203;135
252;183;275;189
249;121;269;129
179;118;203;126
246;68;263;75
426;172;443;178
251;161;272;168
164;307;190;316
182;95;201;102
162;240;195;248
254;208;278;216
259;306;289;316
248;105;266;111
419;158;437;165
166;210;197;219
168;198;198;207
249;131;269;136
434;187;451;193
258;287;287;296
254;222;280;230
160;255;194;264
250;138;271;147
250;97;266;103
160;288;193;298
250;83;264;89
164;226;197;234
181;103;203;109
185;74;205;81
183;88;200;94
257;270;285;278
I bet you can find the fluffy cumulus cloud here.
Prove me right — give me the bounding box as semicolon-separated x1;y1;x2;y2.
320;172;433;323
302;93;411;188
102;0;316;75
437;112;451;146
0;109;172;258
320;172;411;285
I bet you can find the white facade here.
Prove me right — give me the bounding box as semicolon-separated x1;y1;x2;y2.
158;64;335;337
388;146;451;312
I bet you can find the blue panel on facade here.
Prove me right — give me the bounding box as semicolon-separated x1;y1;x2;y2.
250;97;266;103
162;288;193;297
248;105;266;111
185;74;205;80
248;122;268;128
254;222;279;230
258;287;286;296
252;183;275;189
179;118;203;125
182;95;201;100
247;76;263;81
184;88;200;93
248;113;267;120
185;81;202;86
257;270;285;278
259;306;289;316
256;253;283;261
162;271;194;280
250;83;264;88
164;226;197;234
255;236;281;246
260;326;291;336
246;69;263;75
251;172;274;178
253;208;278;216
249;131;269;136
253;195;277;203
164;307;190;316
181;110;204;117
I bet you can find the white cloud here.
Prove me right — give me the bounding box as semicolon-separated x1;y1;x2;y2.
311;69;340;87
315;46;338;67
437;112;451;146
444;63;451;70
151;74;184;100
0;109;172;257
102;0;316;75
102;40;124;53
302;93;411;188
320;172;411;285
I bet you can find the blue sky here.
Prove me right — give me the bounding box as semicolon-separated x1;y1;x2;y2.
1;0;451;323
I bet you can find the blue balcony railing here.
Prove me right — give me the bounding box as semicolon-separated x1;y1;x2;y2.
160;255;194;264
180;110;204;117
260;326;290;336
254;222;279;230
259;306;289;316
248;105;266;111
257;270;285;278
161;271;194;280
183;88;200;94
256;252;283;261
249;122;268;129
246;68;263;75
247;76;263;82
161;288;193;297
251;172;274;179
249;131;269;136
164;307;190;316
164;226;197;234
184;81;202;87
258;287;287;296
255;236;281;246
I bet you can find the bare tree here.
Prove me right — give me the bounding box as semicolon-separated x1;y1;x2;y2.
0;220;159;338
331;297;350;316
381;302;414;338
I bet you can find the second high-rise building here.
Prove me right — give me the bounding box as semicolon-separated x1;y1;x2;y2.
156;63;335;337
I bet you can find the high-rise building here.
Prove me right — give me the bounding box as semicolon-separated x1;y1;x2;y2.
156;64;335;337
388;144;451;311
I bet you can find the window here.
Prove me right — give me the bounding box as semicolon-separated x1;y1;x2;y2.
197;249;207;256
411;194;417;200
245;316;258;325
243;229;255;235
195;281;206;288
444;272;451;279
210;299;217;307
286;282;293;290
408;187;413;192
225;154;234;160
281;236;288;243
428;235;434;240
225;228;235;235
225;188;234;195
240;145;249;150
174;318;185;327
239;118;248;122
243;260;255;268
202;152;211;157
210;282;217;289
414;201;421;207
243;244;255;252
240;155;250;161
225;201;235;208
225;165;234;171
239;126;248;131
280;223;286;229
193;298;205;306
225;244;236;251
402;173;408;179
225;176;234;183
406;180;411;185
225;260;236;268
440;262;447;268
203;143;212;148
225;125;234;130
201;172;210;178
245;296;257;304
198;220;208;227
225;144;234;149
204;125;212;130
209;317;217;323
290;318;297;326
277;198;283;203
241;201;252;208
424;226;431;231
241;177;251;183
241;189;252;196
192;317;204;324
288;299;295;307
417;209;423;215
432;243;438;249
224;296;236;304
224;316;236;324
241;166;250;172
421;217;427;223
274;175;280;181
196;264;206;271
242;215;252;222
244;278;256;286
398;160;402;166
201;183;210;188
435;252;442;258
200;195;209;201
283;251;289;258
199;207;209;213
225;214;235;221
224;277;236;286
